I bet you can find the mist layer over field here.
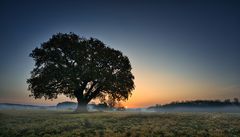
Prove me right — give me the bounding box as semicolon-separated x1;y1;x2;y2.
1;103;240;113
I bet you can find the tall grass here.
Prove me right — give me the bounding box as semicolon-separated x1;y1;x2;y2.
0;110;240;137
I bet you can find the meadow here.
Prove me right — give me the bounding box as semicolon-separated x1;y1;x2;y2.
0;110;240;137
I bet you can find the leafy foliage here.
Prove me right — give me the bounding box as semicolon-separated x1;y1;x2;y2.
27;33;134;105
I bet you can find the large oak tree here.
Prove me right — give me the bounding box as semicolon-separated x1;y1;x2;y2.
27;33;135;112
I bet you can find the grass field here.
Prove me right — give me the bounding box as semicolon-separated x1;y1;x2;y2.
0;110;240;137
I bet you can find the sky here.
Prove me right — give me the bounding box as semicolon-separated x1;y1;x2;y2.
0;0;240;108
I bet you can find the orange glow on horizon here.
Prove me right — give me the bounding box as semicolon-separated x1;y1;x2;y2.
1;64;238;108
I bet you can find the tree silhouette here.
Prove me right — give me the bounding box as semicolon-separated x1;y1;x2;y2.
27;33;135;112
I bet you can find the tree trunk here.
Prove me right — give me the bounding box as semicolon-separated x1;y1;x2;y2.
74;86;88;113
75;102;88;113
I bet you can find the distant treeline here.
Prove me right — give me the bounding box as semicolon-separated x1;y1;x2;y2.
148;98;240;110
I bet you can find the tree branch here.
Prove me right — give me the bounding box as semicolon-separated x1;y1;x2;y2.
74;81;88;100
86;86;102;103
84;81;98;97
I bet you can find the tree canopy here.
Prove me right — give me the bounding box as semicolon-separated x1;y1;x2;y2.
27;33;135;112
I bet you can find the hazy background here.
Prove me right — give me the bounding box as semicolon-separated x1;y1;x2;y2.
0;0;240;108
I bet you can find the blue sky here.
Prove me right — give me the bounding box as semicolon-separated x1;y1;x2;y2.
0;0;240;107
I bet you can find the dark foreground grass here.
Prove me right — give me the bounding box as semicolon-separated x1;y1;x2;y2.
0;110;240;137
